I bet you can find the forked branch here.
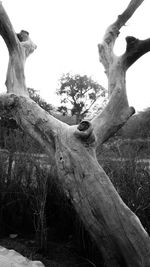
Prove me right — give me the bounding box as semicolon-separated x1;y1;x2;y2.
0;0;149;152
0;2;63;162
98;0;144;73
92;0;149;146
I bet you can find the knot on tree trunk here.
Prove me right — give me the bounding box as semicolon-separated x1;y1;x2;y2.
74;120;96;145
16;30;29;42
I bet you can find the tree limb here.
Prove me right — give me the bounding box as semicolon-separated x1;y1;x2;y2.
98;0;144;72
0;2;70;165
0;2;36;96
92;0;146;147
0;1;19;53
0;93;66;163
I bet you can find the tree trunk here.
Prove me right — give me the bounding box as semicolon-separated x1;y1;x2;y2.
0;1;150;266
53;123;150;267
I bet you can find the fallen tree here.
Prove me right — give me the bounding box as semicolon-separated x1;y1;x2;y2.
0;0;150;266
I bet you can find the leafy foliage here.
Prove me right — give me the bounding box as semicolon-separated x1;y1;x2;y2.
28;88;53;114
57;73;106;123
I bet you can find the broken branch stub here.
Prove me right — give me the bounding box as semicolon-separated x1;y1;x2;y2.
74;120;96;145
122;36;150;69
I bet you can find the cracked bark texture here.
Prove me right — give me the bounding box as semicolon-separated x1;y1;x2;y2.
0;1;150;266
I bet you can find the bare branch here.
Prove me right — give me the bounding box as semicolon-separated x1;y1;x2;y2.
116;0;144;29
92;93;135;145
0;2;36;96
98;0;144;73
0;2;70;162
92;0;145;146
0;93;66;163
0;1;20;53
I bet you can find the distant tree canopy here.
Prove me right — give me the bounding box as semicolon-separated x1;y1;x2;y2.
28;88;53;114
56;73;106;123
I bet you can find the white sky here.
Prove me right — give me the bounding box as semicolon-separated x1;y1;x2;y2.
0;0;150;112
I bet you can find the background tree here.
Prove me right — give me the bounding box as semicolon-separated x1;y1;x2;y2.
28;88;53;114
57;73;106;123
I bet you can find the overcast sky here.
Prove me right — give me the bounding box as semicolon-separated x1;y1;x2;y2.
0;0;150;112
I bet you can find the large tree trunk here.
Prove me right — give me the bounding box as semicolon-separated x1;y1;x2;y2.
0;1;150;266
